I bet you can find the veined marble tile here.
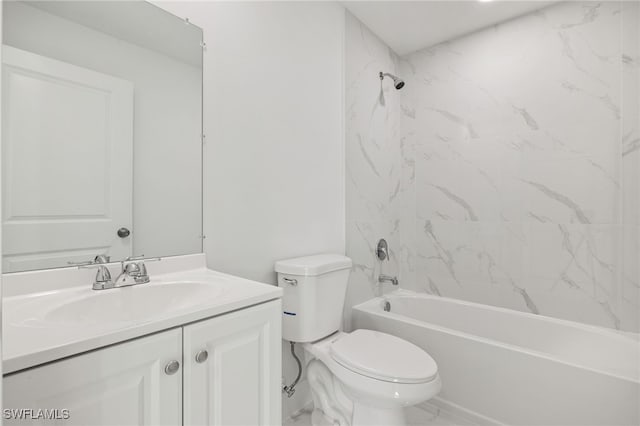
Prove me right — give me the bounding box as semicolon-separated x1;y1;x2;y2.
413;218;626;329
521;223;623;327
346;1;639;332
622;0;640;230
405;1;623;225
414;219;533;312
621;225;639;330
345;10;408;327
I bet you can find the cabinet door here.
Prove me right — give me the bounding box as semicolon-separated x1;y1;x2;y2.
183;300;282;426
3;329;182;426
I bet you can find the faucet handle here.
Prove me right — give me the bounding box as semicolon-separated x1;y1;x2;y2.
138;262;148;277
124;262;141;275
376;239;389;261
117;255;159;285
94;265;113;283
79;264;114;290
122;259;150;284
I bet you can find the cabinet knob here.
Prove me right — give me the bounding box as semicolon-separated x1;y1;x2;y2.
164;360;180;375
195;350;209;363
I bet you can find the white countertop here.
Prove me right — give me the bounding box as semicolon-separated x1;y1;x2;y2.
2;254;282;374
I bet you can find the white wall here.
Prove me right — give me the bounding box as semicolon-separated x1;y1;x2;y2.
154;1;346;420
3;2;202;261
155;1;345;284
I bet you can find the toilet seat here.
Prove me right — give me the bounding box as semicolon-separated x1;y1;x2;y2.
329;329;438;384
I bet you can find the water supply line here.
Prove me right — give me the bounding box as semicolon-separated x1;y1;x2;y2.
283;342;302;398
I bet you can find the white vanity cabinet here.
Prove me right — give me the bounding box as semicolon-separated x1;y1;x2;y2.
183;299;282;425
4;328;183;426
3;300;282;426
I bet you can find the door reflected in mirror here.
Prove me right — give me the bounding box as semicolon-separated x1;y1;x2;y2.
2;1;203;272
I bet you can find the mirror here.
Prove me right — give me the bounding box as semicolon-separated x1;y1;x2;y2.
2;1;203;272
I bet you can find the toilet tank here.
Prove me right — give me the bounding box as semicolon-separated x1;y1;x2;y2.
275;254;352;343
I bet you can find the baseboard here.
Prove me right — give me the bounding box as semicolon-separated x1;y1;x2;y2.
417;397;505;426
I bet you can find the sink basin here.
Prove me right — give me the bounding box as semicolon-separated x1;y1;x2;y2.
31;282;223;326
2;255;284;375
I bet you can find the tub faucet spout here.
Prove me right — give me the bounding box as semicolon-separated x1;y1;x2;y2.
379;274;398;286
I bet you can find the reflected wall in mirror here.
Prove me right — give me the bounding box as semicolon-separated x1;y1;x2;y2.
2;1;203;272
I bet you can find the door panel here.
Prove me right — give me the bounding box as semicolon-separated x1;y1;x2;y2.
2;45;133;271
183;300;282;426
3;329;182;426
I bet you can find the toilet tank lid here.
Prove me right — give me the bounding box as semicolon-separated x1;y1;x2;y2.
275;254;352;276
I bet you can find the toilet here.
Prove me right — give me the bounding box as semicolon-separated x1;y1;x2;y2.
275;254;441;426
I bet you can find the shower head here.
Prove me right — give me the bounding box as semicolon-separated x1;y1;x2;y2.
379;71;405;90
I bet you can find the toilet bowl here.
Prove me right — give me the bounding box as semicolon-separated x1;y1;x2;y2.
304;330;441;426
275;254;441;426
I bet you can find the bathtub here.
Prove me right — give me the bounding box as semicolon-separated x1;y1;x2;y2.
352;290;639;426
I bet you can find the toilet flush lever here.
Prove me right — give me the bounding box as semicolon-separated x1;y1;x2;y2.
282;277;298;286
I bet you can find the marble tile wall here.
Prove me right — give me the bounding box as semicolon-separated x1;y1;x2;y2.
346;1;640;332
344;11;410;329
621;1;640;332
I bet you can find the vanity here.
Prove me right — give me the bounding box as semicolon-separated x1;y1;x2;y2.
3;254;283;425
1;0;282;426
1;2;283;424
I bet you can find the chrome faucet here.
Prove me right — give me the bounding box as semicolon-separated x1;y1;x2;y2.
79;255;160;290
378;274;398;286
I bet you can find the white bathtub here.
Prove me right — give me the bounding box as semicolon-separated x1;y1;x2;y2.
352;290;640;426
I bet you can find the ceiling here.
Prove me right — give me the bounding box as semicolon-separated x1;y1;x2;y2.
343;1;556;56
